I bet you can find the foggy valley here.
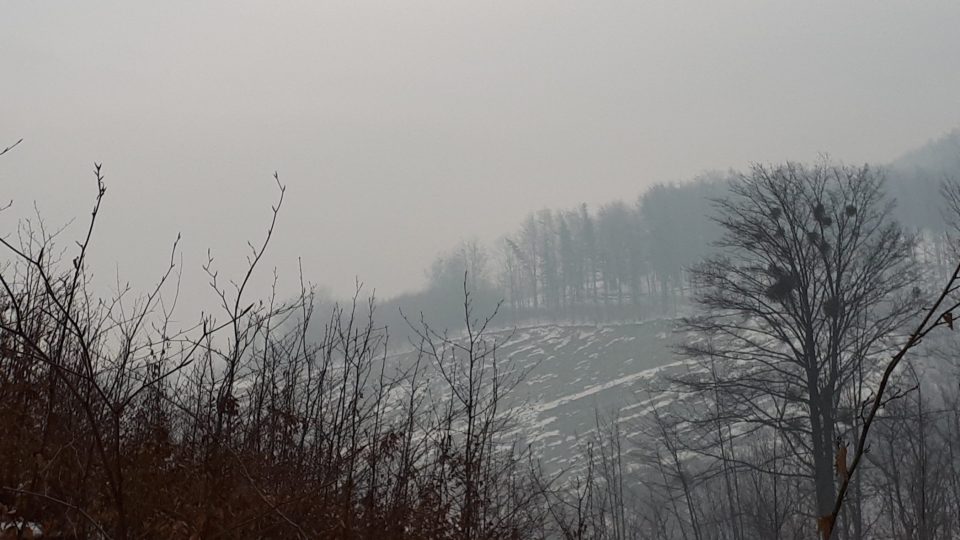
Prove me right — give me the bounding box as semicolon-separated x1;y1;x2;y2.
3;3;960;539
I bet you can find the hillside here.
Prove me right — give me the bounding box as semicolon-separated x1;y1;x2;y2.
887;128;960;231
388;319;683;472
386;313;960;481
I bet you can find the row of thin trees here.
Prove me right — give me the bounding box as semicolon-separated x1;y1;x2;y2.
496;178;723;316
387;135;960;333
479;137;960;323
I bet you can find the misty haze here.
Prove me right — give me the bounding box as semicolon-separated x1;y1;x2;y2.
3;3;960;539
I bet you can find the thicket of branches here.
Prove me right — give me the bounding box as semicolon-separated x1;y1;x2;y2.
541;366;960;540
0;166;549;539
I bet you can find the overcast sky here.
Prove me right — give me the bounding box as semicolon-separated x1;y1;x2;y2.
3;1;960;316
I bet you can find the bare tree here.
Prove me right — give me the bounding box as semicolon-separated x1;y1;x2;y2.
679;161;920;535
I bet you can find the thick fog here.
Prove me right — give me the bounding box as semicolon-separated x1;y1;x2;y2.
10;4;960;539
3;1;960;316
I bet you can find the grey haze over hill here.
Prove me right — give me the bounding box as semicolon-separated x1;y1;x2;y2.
6;6;960;536
3;2;960;320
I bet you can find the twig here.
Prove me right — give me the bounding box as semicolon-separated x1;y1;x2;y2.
825;258;960;538
1;486;112;539
225;447;309;539
0;138;22;158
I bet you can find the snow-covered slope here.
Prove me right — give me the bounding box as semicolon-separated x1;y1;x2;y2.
387;319;689;472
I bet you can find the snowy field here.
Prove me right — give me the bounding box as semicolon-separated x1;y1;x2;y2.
386;319;694;473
